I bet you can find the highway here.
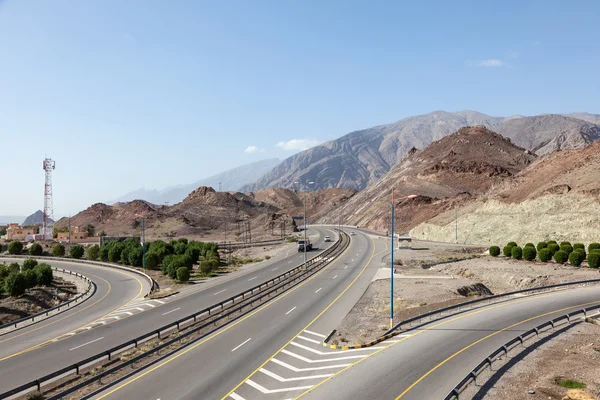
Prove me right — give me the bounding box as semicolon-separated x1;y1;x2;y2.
91;228;387;399
0;227;335;393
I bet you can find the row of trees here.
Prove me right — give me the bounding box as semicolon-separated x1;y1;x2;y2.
0;259;53;296
489;241;600;268
4;241;86;260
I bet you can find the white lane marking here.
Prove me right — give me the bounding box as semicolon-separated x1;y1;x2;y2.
290;341;384;355
162;307;181;316
271;358;350;372
272;267;279;271
351;259;354;262
333;275;338;280
246;379;312;394
230;393;246;400
286;307;297;315
315;287;322;294
344;265;347;269
281;349;365;363
153;300;165;304
260;368;332;381
214;289;227;295
297;335;321;344
232;338;252;352
111;311;133;317
114;307;144;313
69;337;104;351
303;330;326;338
248;276;257;281
288;261;292;264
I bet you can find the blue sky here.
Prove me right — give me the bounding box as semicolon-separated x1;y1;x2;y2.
1;0;599;216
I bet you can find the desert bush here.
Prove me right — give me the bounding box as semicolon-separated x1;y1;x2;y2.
574;247;586;259
88;245;100;261
29;242;43;256
547;243;560;255
8;241;23;255
70;244;85;259
502;246;513;257
4;273;26;296
560;241;571;247
547;240;558;245
538;248;552;262
536;242;548;251
573;243;585;250
569;251;585;267
22;258;38;271
588;252;600;269
523;246;536;261
560;244;573;255
52;243;65;257
34;263;53;286
176;267;190;282
524;243;535;248
553;250;568;263
507;242;518;248
489;246;501;257
588;243;600;253
511;246;523;260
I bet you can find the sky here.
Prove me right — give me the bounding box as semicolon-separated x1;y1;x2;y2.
1;0;599;217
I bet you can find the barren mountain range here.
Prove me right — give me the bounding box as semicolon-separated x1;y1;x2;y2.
244;111;600;192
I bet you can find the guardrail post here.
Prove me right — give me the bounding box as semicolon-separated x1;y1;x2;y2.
551;320;555;331
107;350;111;361
76;364;80;375
37;379;41;392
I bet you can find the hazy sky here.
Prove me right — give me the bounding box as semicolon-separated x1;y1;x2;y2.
1;0;599;216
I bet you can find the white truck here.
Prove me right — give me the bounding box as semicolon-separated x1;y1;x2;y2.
297;239;312;252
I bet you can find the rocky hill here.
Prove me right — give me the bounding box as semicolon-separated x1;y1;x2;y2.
319;126;536;233
246;111;599;192
22;210;52;226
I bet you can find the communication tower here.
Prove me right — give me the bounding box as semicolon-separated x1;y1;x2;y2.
42;157;56;240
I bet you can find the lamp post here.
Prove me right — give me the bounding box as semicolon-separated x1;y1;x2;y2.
295;180;314;270
390;190;417;329
135;214;146;270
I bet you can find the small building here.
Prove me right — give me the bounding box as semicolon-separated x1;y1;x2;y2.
6;223;36;241
57;226;89;243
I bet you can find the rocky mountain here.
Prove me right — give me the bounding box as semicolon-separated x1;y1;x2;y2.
22;210;52;226
564;112;600;125
246;111;599;192
110;158;280;205
319;126;536;233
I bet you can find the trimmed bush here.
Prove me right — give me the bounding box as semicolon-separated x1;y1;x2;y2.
547;240;558;245
524;243;535;248
588;252;600;269
108;243;125;263
29;242;43;256
573;243;585;250
173;242;187;255
70;245;85;259
536;242;548;251
52;244;65;257
199;260;215;276
588;243;600;253
489;246;500;257
553;250;568;263
547;243;560;255
4;273;26;296
88;245;100;261
8;241;23;255
507;242;518;248
560;244;573;255
502;246;513;257
22;258;38;271
569;251;585;267
560;241;571;247
539;248;552;262
511;246;523;260
145;251;161;270
523;246;537;261
98;246;109;261
128;247;143;267
34;263;53;286
574;248;586;259
176;267;190;282
24;270;37;288
8;263;20;274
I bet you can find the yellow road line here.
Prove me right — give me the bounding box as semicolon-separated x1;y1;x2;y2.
221;235;385;400
95;232;356;399
295;285;600;399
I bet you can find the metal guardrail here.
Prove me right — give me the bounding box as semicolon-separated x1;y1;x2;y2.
219;238;286;248
0;267;96;332
0;231;348;400
444;304;600;400
384;278;600;336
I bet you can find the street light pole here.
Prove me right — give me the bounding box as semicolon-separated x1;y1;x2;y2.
304;189;307;269
142;216;146;270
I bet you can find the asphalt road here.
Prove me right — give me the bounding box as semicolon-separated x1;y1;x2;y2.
91;228;387;399
0;227;336;394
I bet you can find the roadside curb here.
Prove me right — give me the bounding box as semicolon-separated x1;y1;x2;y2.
322;332;397;350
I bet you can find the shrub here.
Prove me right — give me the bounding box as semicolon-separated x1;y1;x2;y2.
8;263;20;274
511;246;523;260
8;241;23;255
120;246;132;265
98;246;109;261
173;242;187;255
488;246;500;257
52;243;66;257
145;251;161;270
560;244;573;255
164;255;187;279
176;267;190;282
560;241;571;247
524;243;535;248
199;260;215;276
34;263;53;286
0;265;9;279
547;243;560;255
536;242;548;251
24;270;37;288
507;242;518;248
178;238;188;245
569;251;585;267
88;245;100;261
185;246;201;264
588;243;600;253
108;243;125;263
22;258;38;271
128;247;143;267
538;248;552;262
70;245;85;259
574;247;586;259
29;242;43;256
553;250;568;263
547;240;558;245
588;252;600;269
523;246;537;261
573;243;585;250
4;273;26;296
502;246;513;257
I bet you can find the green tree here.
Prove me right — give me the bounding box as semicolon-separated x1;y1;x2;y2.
128;247;143;267
588;252;600;269
8;240;23;255
176;267;190;282
8;263;20;274
108;242;125;263
83;224;95;236
185;245;201;265
177;238;188;245
120;246;132;265
511;246;523;260
553;250;568;263
0;228;6;236
568;251;584;267
524;243;535;248
70;244;85;259
588;243;600;253
503;245;513;257
22;258;38;271
199;260;215;276
523;246;536;261
573;243;585;251
536;242;548;251
4;273;26;296
560;241;571;247
507;241;518;248
547;243;560;255
23;269;38;288
34;263;53;286
29;242;43;256
88;244;100;261
52;243;66;257
173;241;187;255
574;247;586;259
99;230;107;237
488;246;500;257
560;244;573;255
145;251;161;270
539;248;552;262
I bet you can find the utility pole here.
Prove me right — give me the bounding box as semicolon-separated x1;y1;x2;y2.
68;215;71;250
390;189;395;329
455;208;458;243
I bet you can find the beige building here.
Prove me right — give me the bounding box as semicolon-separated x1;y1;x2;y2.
57;226;89;242
6;223;36;241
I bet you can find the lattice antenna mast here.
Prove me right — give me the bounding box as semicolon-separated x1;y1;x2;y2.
42;157;56;240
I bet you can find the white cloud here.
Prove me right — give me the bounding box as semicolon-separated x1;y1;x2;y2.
475;59;506;67
244;145;265;153
276;139;321;151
